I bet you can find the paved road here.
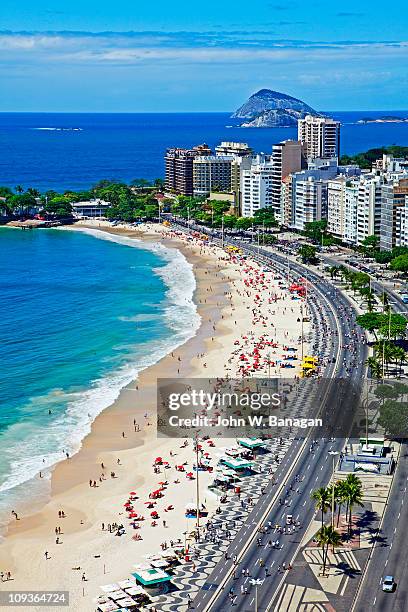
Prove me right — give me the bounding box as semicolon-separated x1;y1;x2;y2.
166;223;368;611
352;441;408;612
170;220;408;612
322;254;408;315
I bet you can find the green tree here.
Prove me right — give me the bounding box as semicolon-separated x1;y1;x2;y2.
315;525;343;576
0;186;13;198
131;178;152;188
8;193;37;217
365;356;383;379
361;235;379;256
343;474;364;536
359;286;376;312
235;217;254;230
260;233;277;245
311;487;331;528
253;206;277;227
378;399;408;438
303;220;327;243
390;254;408;273
299;244;317;264
43;196;73;217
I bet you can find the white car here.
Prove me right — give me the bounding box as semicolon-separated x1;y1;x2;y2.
382;576;395;593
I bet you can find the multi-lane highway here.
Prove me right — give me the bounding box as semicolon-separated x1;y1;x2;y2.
166;219;408;611
166;220;367;610
352;441;408;612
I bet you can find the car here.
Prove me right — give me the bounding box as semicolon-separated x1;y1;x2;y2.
382;576;395;592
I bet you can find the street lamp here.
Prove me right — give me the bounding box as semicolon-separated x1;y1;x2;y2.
328;451;339;527
249;578;263;612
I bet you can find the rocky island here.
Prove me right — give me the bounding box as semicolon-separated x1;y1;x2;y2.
232;88;323;128
357;116;408;124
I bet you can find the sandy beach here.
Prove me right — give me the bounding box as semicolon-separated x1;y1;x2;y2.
0;221;307;610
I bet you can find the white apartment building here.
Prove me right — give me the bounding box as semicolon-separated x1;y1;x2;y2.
240;156;274;218
327;177;359;244
298;115;341;160
292;176;328;231
215;141;253;157
71;199;111;218
356;174;383;245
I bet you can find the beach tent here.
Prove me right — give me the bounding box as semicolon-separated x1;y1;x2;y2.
97;602;120;612
132;567;171;586
219;457;253;471
237;438;265;450
101;584;120;593
117;579;136;589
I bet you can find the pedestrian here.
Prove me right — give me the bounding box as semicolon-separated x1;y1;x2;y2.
82;572;86;581
44;551;50;560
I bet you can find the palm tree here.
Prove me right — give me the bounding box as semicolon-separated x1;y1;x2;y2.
359;287;376;312
374;340;396;376
391;345;406;375
26;187;41;198
328;266;339;280
15;185;24;194
379;291;390;313
366;356;383;379
344;474;364;536
315;525;343;576
311;487;331;528
334;480;348;527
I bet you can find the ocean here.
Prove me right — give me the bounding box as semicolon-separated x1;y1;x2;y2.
0;226;200;520
0;111;407;192
0;109;408;518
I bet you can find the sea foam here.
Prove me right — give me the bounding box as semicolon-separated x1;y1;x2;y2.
0;228;200;511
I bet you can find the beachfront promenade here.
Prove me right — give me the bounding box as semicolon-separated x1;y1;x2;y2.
0;221;372;612
151;223;366;611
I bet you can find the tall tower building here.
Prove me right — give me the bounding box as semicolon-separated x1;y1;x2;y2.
164;144;211;196
270;140;306;221
298;115;340;160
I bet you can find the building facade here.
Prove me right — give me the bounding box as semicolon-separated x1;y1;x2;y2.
298;115;341;160
380;179;408;250
164;144;212;196
240;156;274;218
270;140;306;222
193;156;234;197
215;141;253;157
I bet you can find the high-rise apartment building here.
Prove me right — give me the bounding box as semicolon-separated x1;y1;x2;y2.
164;144;212;195
356;174;383;245
380;179;408;250
240;155;274;218
270;140;306;221
327;177;359;244
193;156;234;197
215;141;253;157
292;177;328;231
298;115;341;160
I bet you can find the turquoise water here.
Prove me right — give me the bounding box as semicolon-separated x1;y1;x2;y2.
0;227;199;516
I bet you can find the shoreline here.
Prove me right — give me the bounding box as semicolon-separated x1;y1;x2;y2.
0;221;306;610
0;223;201;528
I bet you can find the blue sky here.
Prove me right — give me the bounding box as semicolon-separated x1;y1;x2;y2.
0;0;407;112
